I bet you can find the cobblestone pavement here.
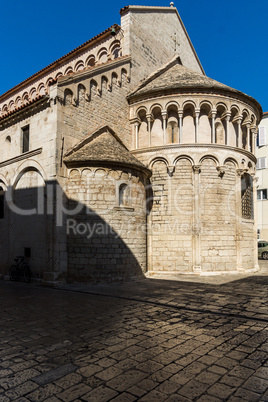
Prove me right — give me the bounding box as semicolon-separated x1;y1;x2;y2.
1;263;268;401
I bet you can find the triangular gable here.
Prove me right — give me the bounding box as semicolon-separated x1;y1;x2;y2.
64;125;151;175
128;56;180;98
64;125;128;158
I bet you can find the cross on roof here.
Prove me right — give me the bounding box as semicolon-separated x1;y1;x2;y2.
171;32;180;53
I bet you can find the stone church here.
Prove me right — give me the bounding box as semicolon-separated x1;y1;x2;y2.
0;5;262;284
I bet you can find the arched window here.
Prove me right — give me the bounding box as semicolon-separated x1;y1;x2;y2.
241;173;253;219
0;187;4;219
119;183;130;206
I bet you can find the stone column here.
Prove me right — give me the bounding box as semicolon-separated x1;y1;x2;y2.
225;112;231;146
251;126;257;155
130;118;140;150
211;110;216;143
178;111;183;143
195;108;200;143
192;165;201;273
246;124;251;151
162;111;167;145
146;113;152;147
134;120;140;149
237;116;242;148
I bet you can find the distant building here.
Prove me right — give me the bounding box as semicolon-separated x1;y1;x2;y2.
256;112;268;239
0;5;262;284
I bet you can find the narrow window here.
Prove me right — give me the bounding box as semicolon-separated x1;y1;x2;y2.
119;183;130;206
22;125;30;153
241;173;253;219
0;187;4;219
257;189;267;200
256;157;266;170
258;126;266;147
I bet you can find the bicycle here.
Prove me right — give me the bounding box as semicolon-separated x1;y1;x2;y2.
9;256;32;283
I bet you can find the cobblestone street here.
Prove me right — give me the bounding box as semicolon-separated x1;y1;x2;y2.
0;263;268;401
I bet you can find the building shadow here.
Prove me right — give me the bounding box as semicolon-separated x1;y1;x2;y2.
0;180;147;283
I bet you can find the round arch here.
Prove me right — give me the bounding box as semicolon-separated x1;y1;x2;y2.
173;155;194;166
199;155;220;167
75;60;85;72
223;157;239;168
182;100;196;110
11;160;47;189
150;103;163;114
149;156;169;169
0;175;8;190
136;106;148;117
165;101;180;112
200;100;213;112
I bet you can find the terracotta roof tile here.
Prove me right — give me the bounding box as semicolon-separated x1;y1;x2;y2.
0;24;120;101
128;56;262;115
0;95;47;121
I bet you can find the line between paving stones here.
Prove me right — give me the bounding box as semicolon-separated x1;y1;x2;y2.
57;286;268;324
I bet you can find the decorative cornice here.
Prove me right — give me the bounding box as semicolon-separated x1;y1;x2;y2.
0;148;42;168
0;97;50;127
131;143;257;163
0;24;121;103
57;56;131;87
128;89;262;121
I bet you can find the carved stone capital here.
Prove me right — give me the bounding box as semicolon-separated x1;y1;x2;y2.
194;108;200;117
161;110;167;119
193;165;201;173
130;117;141;126
236;168;248;177
216;166;225;177
146;113;153;122
167;165;175;177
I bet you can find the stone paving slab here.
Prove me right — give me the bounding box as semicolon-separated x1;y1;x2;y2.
0;262;267;401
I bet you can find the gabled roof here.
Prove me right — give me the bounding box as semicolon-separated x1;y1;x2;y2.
127;57;262;114
64;125;151;175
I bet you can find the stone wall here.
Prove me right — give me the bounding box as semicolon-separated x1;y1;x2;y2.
57;71;131;163
148;158;193;273
65;166;147;282
200;159;237;272
0;102;63;278
134;145;257;274
121;6;203;87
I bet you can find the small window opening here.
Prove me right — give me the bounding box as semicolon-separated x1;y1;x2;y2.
257;189;267;200
113;47;121;59
22;125;30;153
5;136;11;143
119;183;130;206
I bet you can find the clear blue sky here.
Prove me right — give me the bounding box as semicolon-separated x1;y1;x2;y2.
1;0;267;112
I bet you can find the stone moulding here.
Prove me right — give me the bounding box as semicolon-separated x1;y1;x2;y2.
0;148;42;168
131;143;257;163
113;206;134;212
57;56;131;99
0;96;50;127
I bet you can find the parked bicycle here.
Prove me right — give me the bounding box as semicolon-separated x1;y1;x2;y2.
9;256;32;283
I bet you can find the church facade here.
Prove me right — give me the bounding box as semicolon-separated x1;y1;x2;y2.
0;5;262;283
